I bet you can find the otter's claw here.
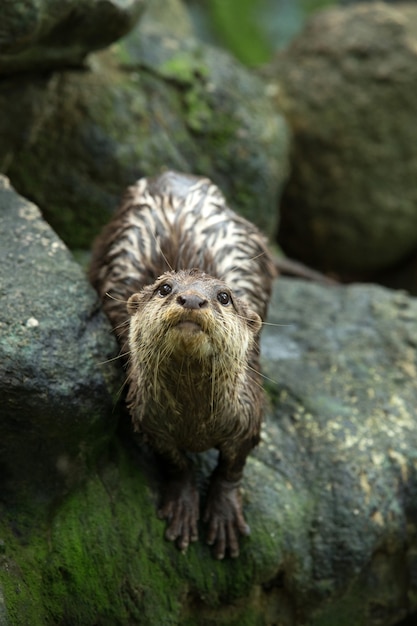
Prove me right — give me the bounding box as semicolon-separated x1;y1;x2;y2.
203;479;250;559
158;478;199;552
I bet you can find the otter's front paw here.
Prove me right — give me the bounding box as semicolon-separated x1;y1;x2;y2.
158;478;199;552
203;479;250;559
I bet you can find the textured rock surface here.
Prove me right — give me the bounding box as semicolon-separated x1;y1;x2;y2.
259;279;417;625
273;3;417;274
1;41;288;248
0;176;119;502
0;0;289;249
0;0;146;75
116;23;290;234
1;255;417;623
2;1;417;619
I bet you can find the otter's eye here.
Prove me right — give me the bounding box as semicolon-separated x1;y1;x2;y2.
158;283;172;297
217;291;230;306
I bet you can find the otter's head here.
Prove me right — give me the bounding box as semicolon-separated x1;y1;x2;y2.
127;269;261;367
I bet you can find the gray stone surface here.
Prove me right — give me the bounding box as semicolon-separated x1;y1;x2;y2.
0;176;119;501
117;21;290;236
3;0;417;621
257;278;417;624
273;3;417;274
2;238;417;623
1;30;288;249
0;0;146;75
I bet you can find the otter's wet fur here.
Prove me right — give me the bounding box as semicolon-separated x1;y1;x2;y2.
89;171;275;559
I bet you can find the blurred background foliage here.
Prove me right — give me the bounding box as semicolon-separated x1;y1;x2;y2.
184;0;337;65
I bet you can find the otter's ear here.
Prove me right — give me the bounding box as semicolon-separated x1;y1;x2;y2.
235;297;263;334
246;309;262;334
127;293;143;316
127;283;155;314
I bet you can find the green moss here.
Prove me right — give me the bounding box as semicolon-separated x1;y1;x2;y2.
0;508;49;625
157;51;218;135
310;585;368;626
0;431;371;625
159;52;208;86
183;88;213;132
0;441;271;625
0;444;178;625
43;446;185;624
181;601;265;626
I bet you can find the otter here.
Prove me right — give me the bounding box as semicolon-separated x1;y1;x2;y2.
89;171;275;559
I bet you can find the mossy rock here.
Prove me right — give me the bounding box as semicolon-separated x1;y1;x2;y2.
2;271;417;624
1;19;288;249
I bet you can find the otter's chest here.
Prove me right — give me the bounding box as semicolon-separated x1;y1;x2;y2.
142;386;239;453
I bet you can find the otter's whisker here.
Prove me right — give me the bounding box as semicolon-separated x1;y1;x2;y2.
210;357;216;417
219;350;278;388
236;314;293;328
175;357;185;402
150;229;174;273
219;251;268;282
105;292;130;304
112;318;131;334
97;350;131;366
115;377;130;402
248;368;278;388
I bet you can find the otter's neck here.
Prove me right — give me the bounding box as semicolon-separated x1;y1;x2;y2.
145;353;241;418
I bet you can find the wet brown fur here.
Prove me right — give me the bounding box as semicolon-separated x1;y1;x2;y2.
89;171;275;559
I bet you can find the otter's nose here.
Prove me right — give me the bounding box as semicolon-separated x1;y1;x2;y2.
176;293;208;309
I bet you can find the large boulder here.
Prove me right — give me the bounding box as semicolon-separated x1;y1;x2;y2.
0;176;119;502
0;2;289;249
0;0;146;76
272;3;417;275
1;192;417;625
259;279;417;625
